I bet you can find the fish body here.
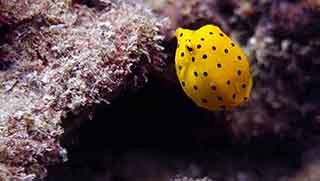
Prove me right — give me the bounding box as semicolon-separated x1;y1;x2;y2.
175;25;252;111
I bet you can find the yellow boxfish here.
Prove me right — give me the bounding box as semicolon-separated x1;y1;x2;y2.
175;25;253;111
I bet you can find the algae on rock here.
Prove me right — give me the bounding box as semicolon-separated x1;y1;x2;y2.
0;0;168;179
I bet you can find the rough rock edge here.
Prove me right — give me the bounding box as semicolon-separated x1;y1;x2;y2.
0;0;169;179
226;0;320;139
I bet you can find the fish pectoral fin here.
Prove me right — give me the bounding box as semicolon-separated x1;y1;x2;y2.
234;82;242;94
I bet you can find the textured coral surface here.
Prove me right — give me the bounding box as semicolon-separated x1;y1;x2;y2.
0;0;167;179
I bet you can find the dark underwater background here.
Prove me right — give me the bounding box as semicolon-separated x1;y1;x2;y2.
1;0;320;180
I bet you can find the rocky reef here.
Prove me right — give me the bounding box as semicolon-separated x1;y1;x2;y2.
0;0;167;179
1;0;320;180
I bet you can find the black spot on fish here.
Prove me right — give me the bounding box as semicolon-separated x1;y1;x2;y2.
202;54;207;59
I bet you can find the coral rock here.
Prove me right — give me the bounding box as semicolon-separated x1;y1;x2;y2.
0;0;168;179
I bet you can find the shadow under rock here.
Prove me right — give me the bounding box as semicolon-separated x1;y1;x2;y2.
46;75;305;181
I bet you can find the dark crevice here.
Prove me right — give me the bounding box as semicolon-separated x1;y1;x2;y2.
46;75;307;181
73;0;113;11
0;59;13;71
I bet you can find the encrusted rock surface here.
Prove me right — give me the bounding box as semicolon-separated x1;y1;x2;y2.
0;0;168;179
226;0;320;139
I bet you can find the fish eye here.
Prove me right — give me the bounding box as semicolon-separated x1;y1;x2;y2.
187;47;193;52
